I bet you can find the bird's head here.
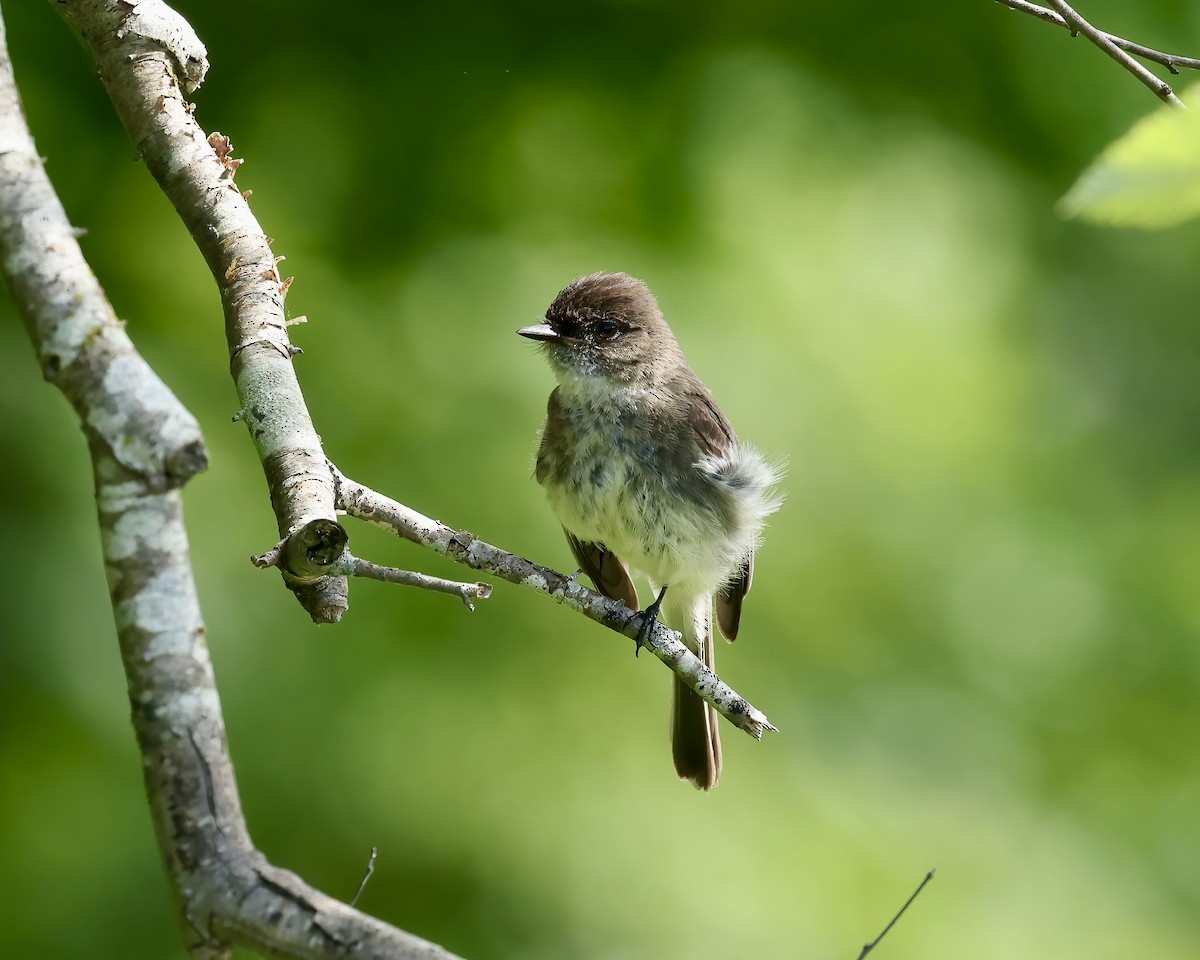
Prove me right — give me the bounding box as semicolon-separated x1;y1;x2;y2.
518;272;684;387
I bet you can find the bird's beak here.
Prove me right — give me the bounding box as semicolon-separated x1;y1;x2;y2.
517;323;562;342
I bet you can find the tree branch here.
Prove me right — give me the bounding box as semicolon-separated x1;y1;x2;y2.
54;0;350;621
333;469;778;740
3;6;461;959
996;0;1195;106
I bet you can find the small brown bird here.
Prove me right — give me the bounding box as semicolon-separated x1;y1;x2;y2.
519;272;781;789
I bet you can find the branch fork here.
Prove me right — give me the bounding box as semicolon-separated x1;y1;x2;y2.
250;526;494;612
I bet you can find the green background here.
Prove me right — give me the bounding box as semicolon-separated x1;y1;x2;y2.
2;2;1198;957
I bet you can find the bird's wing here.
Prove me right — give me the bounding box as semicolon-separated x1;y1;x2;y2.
715;554;752;642
688;387;737;462
564;529;640;613
687;383;752;642
534;388;565;486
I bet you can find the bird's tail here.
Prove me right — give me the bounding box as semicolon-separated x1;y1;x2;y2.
668;592;722;790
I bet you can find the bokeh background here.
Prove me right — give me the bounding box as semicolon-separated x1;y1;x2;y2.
2;1;1198;957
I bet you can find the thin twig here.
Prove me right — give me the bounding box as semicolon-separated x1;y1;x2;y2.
996;0;1200;72
996;0;1193;106
342;556;493;611
857;869;937;960
349;847;378;908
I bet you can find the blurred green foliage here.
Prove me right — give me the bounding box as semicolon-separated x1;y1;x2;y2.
1062;80;1200;227
2;2;1199;958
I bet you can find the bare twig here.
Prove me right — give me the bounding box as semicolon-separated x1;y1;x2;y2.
350;848;378;909
856;870;937;960
332;468;779;740
996;0;1200;72
341;556;493;611
996;0;1194;106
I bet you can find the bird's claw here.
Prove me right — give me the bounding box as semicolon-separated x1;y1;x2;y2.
633;585;669;657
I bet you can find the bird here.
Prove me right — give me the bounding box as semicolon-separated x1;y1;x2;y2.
518;272;781;789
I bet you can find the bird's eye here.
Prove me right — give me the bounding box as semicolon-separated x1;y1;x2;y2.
596;319;619;339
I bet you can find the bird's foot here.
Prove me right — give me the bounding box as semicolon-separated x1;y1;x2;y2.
634;585;669;657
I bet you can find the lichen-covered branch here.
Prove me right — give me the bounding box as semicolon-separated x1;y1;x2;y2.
333;469;779;740
0;7;462;960
53;0;349;621
1;13;206;485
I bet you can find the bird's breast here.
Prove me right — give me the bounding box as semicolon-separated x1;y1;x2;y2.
536;395;741;589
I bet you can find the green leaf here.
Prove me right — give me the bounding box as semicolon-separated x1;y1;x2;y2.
1060;81;1200;229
